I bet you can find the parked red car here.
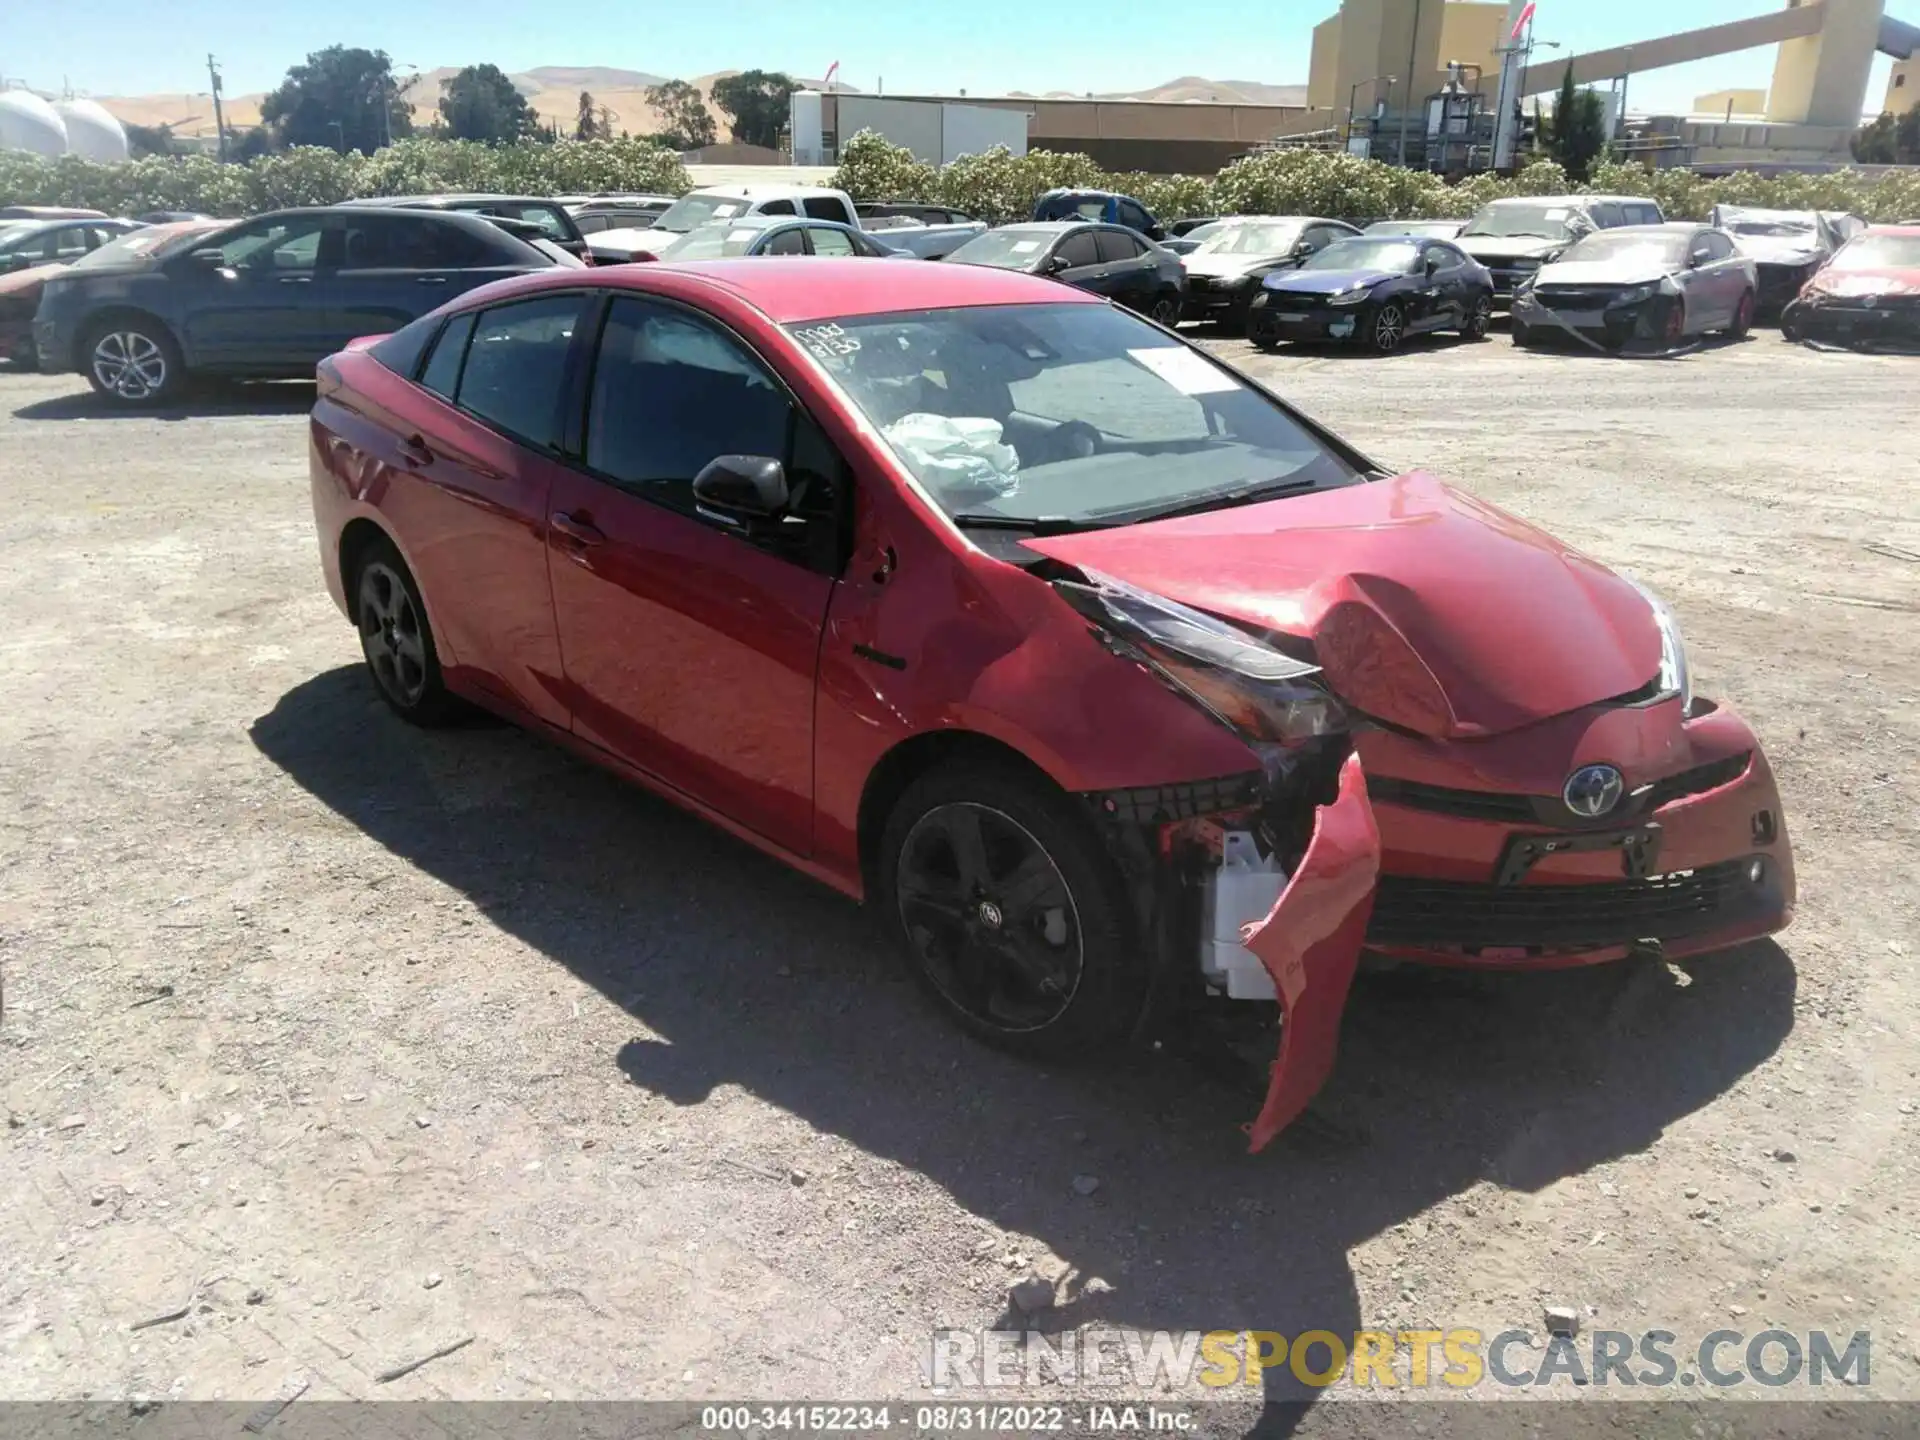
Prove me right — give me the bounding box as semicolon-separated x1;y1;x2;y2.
308;259;1794;1147
1781;223;1920;347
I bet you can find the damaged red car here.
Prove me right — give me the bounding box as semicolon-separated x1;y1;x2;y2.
307;259;1794;1148
1781;224;1920;348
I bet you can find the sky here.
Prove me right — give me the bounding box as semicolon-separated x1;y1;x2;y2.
4;0;1897;115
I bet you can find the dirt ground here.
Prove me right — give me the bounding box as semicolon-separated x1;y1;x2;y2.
2;329;1917;1428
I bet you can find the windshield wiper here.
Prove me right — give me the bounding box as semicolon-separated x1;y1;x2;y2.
1109;477;1324;527
950;513;1118;535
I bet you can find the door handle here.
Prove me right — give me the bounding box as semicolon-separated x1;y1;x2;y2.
415;274;449;285
396;434;434;467
277;275;312;285
550;511;606;547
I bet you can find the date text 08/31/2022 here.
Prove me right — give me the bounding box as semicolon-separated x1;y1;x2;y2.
700;1405;1195;1432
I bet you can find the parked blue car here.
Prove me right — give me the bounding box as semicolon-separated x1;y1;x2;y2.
1031;188;1167;242
1248;235;1497;354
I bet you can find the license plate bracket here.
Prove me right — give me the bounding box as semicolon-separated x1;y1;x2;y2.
1495;824;1663;887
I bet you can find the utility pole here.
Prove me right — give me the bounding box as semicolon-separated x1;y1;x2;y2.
208;53;228;161
1396;0;1424;165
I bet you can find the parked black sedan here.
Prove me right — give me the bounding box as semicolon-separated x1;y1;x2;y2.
339;193;590;260
1249;235;1495;352
1179;216;1361;332
943;222;1186;326
33;207;564;406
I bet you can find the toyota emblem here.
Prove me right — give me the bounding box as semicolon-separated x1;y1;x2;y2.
1563;764;1626;819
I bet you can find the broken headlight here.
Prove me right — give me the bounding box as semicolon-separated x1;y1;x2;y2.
1625;575;1693;711
1055;570;1348;745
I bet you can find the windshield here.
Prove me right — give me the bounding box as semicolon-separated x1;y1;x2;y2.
1301;238;1419;273
653;221;770;260
650;193;753;234
1196;222;1303;256
1830;234;1920;270
1464;203;1581;239
1558;231;1689;267
1366;220;1458;237
70;222;220;270
1723;214;1815;238
787;302;1359;527
945;230;1052;269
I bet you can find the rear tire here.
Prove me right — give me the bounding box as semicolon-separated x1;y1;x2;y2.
351;535;462;727
1461;293;1493;340
82;317;184;406
877;761;1147;1060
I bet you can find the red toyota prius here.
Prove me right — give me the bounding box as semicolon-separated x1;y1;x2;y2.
308;259;1793;1147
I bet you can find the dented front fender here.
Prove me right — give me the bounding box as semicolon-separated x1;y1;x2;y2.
1242;753;1381;1152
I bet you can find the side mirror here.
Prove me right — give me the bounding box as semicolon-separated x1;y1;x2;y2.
1423;253;1442;275
188;247;229;271
1292;240;1315;258
0;253;30;273
1046;253;1074;274
1689;250;1712;268
1146;225;1166;242
692;455;789;522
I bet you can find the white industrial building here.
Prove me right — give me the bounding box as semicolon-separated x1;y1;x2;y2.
789;90;1028;166
0;89;131;162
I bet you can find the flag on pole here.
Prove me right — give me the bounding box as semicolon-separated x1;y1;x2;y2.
824;61;840;91
1510;2;1537;41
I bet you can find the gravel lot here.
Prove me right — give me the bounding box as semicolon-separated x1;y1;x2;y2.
2;329;1917;1424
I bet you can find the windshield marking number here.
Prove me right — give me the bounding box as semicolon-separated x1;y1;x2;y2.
794;323;861;359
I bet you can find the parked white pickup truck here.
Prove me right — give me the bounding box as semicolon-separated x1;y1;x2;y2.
604;185;986;261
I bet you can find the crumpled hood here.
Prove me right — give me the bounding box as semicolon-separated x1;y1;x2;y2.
1265;266;1397;295
1533;258;1668;288
1024;472;1662;739
1730;235;1826;268
1804;266;1920;299
1459;234;1565;262
1183;250;1287;280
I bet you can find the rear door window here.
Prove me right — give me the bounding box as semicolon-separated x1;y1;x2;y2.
763;227;808;256
808;226;857;257
418;311;477;397
1094;229;1142;264
1589;203;1625;229
453;294;583;449
803;195;856;225
759;200;796;216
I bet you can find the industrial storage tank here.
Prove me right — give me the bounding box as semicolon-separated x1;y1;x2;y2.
0;90;70;157
52;98;129;162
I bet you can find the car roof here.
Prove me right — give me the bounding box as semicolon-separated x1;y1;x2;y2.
1590;222;1705;234
1483;194;1655;206
3;216;132;235
1863;223;1920;236
684;184;843;200
338;193;562;208
484;256;1101;324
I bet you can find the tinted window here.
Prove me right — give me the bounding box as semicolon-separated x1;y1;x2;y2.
1117;200;1152;232
1627;204;1663;225
1700;231;1736;261
1055;231;1101;269
809;226;857;257
498;204;570;241
760;200;796;216
1095;230;1141;264
369;310;443;380
764;227;808;256
573;213;611;234
1429;242;1467;269
418;311;476;397
341;215;491;270
585;296;792;508
803;196;854;224
454;295;581;448
1589;203;1625;228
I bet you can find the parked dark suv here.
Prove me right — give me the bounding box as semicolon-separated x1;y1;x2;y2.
340;194;590;259
34;207;562;406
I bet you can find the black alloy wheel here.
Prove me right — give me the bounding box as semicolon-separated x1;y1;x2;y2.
879;763;1145;1058
354;539;460;726
1149;294;1182;328
1462;294;1494;340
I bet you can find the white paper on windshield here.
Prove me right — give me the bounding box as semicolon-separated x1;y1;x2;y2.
1542;207;1569;221
726;229;758;242
712;203;743;218
1128;347;1237;396
1011;240;1040;254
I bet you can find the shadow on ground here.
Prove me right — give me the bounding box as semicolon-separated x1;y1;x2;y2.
250;667;1797;1428
11;379;315;421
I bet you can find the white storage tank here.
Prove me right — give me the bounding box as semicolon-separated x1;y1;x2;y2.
790;89;824;165
0;90;70;157
53;98;130;162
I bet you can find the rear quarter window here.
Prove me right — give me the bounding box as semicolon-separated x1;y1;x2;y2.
418;311;477;397
369;311;444;379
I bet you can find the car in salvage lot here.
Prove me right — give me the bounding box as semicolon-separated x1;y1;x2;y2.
1780;223;1920;348
305;257;1795;1147
34;207;568;405
943;222;1186;325
1249;234;1494;352
1510;223;1757;350
1708;204;1851;317
1178;216;1361;332
1458;194;1665;308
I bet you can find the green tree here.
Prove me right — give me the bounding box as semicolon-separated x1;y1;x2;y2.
260;46;413;154
1854;113;1898;163
229;126;276;161
124;122;179;159
1548;67;1608;183
710;69;797;149
644;79;718;151
438;64;536;145
574;91;601;142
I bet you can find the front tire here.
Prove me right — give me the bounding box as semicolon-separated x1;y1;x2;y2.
877;761;1146;1060
1727;289;1755;339
1461;294;1493;340
352;536;461;727
1511;318;1539;348
83;318;184;406
1148;294;1182;328
1367;302;1407;353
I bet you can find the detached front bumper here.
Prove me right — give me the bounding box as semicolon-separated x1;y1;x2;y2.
1247;293;1363;344
1512;286;1679;347
1358;699;1794;969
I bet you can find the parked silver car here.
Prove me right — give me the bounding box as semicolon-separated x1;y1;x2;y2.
1510;223;1758;350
